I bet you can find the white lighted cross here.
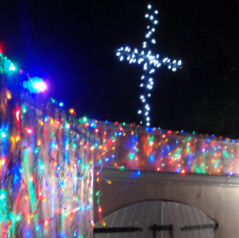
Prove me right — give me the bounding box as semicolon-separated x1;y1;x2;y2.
116;4;182;127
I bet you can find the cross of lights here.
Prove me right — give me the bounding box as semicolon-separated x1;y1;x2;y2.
116;4;182;127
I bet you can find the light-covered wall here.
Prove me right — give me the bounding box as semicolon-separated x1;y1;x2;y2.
0;89;93;238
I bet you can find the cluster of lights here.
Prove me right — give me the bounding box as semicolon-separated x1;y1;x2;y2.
116;4;182;127
83;119;239;175
22;76;47;93
0;90;93;236
0;53;16;74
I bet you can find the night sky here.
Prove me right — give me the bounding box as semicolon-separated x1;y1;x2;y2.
1;0;239;137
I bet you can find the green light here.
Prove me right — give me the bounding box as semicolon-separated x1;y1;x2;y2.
22;104;27;113
51;98;56;103
16;214;22;221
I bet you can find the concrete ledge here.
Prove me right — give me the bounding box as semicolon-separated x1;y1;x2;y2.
96;168;239;187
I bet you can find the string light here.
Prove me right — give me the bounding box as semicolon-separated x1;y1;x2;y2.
116;4;182;126
0;53;17;73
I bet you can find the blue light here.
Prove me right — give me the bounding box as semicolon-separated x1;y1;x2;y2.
74;230;78;237
90;122;96;128
59;102;64;107
1;131;6;138
149;155;154;161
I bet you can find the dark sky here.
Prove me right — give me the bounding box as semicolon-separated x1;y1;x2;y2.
1;0;239;137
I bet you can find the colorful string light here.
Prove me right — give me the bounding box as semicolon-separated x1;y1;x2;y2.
0;44;238;234
0;53;16;74
116;4;182;127
0;89;93;237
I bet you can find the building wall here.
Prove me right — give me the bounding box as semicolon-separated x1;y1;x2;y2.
94;169;239;238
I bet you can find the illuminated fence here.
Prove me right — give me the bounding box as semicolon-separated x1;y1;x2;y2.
0;89;93;238
89;120;239;175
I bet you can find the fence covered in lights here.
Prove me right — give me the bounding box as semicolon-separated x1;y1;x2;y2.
90;121;239;175
0;88;93;238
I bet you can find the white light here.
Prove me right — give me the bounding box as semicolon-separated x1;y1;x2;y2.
116;5;181;128
33;81;47;92
151;39;156;44
9;63;16;71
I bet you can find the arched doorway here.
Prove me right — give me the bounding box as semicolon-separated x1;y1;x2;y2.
94;201;217;238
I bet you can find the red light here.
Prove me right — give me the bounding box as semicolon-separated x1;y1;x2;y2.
98;207;102;213
168;130;172;135
95;128;99;133
16;110;20;121
162;134;166;138
24;128;32;134
182;170;185;174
